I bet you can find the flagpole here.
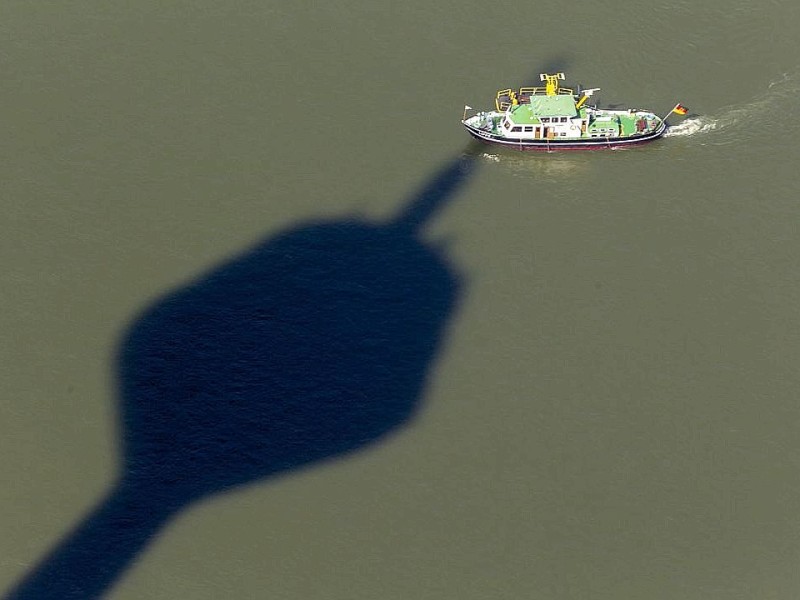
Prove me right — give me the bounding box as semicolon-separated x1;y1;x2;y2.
462;105;472;121
659;103;679;125
660;103;687;126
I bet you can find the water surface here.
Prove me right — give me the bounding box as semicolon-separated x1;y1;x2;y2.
2;1;800;598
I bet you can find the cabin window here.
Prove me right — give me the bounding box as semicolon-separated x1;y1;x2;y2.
540;117;550;123
560;117;567;123
503;120;511;130
560;132;566;136
511;126;522;132
524;126;533;132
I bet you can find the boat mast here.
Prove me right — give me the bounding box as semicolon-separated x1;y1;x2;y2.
540;72;564;96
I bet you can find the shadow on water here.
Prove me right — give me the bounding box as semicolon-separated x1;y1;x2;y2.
523;54;572;87
6;52;573;597
5;144;482;600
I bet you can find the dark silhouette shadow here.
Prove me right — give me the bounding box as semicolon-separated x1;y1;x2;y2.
6;53;573;599
523;54;573;87
5;145;481;600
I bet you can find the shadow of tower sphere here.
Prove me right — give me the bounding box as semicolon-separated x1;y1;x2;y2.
119;218;461;503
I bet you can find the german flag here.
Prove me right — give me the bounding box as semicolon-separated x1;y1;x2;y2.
672;103;689;115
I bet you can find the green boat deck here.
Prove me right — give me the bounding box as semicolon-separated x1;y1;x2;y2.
499;102;656;138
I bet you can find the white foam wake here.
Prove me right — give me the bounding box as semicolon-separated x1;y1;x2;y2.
664;71;798;140
664;117;718;137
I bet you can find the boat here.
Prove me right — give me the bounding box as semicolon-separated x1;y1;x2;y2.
462;73;672;151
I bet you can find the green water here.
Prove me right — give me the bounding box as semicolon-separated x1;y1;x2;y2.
3;1;800;598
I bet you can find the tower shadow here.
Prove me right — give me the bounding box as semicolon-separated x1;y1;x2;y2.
5;144;481;600
6;54;576;599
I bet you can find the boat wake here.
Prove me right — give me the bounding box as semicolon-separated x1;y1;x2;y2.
478;151;590;186
663;117;718;138
664;71;799;140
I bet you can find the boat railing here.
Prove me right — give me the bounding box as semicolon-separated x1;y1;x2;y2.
496;86;575;111
519;86;574;96
495;89;513;111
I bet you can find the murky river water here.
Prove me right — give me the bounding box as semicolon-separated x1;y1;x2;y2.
2;1;800;598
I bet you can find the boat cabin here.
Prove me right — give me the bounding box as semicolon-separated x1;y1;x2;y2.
500;94;587;140
586;115;620;138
